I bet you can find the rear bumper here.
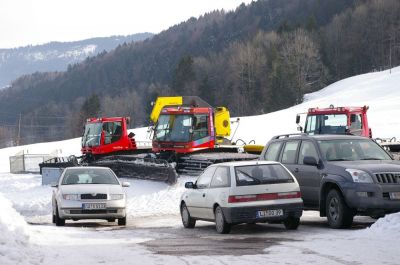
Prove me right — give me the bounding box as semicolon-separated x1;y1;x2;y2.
221;203;303;224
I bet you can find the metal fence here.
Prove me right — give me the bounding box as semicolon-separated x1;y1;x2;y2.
10;153;53;173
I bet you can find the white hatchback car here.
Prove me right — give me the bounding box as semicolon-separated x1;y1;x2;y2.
52;167;129;226
180;161;303;233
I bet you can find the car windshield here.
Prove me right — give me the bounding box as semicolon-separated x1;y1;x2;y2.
82;123;102;147
61;168;119;185
318;139;392;161
235;164;294;186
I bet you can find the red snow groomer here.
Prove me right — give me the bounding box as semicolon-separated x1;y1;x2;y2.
40;96;259;184
296;105;372;138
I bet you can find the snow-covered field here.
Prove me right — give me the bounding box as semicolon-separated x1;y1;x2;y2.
1;67;400;264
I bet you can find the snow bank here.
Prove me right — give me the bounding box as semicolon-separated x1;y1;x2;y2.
125;178;187;218
365;212;400;238
0;193;40;265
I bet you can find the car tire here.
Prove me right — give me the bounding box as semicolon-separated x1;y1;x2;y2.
55;205;65;226
326;189;354;229
284;217;300;230
181;203;196;228
118;216;127;226
215;206;231;234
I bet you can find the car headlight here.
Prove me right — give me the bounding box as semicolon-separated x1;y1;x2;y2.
110;194;124;200
62;194;80;200
345;169;374;183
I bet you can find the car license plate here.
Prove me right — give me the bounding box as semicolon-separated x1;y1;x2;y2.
256;209;283;218
82;203;106;210
389;192;400;200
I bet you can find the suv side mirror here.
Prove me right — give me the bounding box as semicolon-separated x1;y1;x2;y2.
303;156;319;167
185;182;195;189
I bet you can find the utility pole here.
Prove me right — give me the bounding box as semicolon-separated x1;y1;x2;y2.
16;113;21;146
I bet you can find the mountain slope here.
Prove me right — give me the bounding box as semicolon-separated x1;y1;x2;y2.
235;66;400;144
0;33;153;88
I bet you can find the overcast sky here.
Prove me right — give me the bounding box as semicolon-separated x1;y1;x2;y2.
0;0;253;49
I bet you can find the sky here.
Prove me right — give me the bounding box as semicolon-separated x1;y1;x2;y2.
0;0;253;49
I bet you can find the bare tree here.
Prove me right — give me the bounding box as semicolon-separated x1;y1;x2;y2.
280;29;327;104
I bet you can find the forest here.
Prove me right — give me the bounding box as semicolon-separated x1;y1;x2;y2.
0;0;399;147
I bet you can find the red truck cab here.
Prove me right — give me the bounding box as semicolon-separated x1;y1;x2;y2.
298;105;372;138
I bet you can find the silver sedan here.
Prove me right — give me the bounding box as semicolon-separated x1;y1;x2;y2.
52;167;129;226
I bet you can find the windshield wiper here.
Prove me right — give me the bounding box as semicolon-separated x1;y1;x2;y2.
360;157;382;160
237;170;261;184
328;158;352;161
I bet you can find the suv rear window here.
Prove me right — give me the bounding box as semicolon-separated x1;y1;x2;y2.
264;142;282;161
235;164;294;186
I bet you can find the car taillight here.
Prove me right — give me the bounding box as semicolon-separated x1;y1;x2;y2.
228;191;301;203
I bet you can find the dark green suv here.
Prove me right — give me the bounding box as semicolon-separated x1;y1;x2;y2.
260;134;400;228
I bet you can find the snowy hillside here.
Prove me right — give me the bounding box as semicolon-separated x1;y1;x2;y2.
234;66;400;145
0;33;153;88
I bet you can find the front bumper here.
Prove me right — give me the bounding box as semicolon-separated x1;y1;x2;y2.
221;203;303;224
341;182;400;215
58;199;126;220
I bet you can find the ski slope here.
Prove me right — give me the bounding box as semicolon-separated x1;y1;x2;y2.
234;66;400;144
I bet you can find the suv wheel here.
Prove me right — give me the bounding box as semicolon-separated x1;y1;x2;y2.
215;206;231;234
181;203;196;228
326;189;353;229
283;217;300;230
118;216;127;226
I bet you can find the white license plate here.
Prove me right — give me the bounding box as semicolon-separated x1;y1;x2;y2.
82;203;106;210
389;192;400;200
256;209;283;218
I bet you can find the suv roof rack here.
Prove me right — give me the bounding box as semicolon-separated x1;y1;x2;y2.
271;133;308;140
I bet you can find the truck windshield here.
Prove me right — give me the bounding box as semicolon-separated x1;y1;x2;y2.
318;139;392;161
82;123;102;147
155;114;193;142
305;114;347;135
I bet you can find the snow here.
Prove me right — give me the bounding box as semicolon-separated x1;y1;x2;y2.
0;193;40;265
1;67;400;264
233;66;400;145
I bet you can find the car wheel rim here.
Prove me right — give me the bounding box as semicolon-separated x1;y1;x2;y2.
329;197;339;221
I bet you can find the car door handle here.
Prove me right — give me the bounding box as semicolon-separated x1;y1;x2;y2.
294;168;299;173
202;193;206;197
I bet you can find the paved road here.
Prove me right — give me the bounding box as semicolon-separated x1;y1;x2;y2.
138;215;375;256
36;214;375;257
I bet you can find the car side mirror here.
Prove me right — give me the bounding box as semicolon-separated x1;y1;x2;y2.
128;132;135;138
122;182;130;187
185;182;195;189
303;156;319;167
